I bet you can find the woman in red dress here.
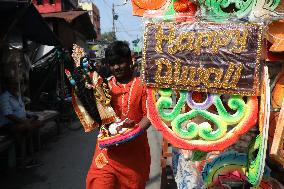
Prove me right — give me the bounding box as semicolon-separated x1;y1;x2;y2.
86;41;151;189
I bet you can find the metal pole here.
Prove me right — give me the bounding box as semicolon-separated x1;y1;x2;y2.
111;1;128;41
112;3;116;40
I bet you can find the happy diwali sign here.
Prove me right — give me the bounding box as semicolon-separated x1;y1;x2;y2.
141;21;264;96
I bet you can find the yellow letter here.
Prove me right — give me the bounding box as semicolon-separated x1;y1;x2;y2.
169;32;194;55
202;67;224;88
231;29;248;53
230;63;243;89
194;31;214;55
173;59;189;86
187;67;206;87
212;30;233;54
155;24;176;54
222;62;243;89
155;58;173;85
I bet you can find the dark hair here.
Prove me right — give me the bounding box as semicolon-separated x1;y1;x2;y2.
72;66;102;125
104;41;131;65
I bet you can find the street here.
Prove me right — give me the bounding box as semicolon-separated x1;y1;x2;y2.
0;122;162;189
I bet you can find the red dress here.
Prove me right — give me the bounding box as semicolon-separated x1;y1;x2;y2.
86;77;151;189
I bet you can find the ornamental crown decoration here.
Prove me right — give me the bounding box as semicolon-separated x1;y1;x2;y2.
72;44;86;67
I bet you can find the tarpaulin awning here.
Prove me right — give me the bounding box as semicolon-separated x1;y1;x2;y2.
0;2;60;46
42;10;96;39
42;10;87;23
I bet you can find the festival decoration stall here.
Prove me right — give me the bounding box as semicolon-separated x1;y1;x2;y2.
65;0;284;187
129;0;284;188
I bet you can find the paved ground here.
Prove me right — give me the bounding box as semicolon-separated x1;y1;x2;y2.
146;126;163;189
0;122;162;189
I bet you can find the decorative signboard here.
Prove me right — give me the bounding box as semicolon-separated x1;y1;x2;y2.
142;21;264;96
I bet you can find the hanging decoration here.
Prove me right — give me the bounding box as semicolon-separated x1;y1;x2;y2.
142;21;265;96
147;88;258;151
131;0;171;16
201;151;271;188
246;66;270;186
131;0;283;21
247;135;267;186
131;0;198;18
198;0;282;21
126;0;284;186
173;0;197;13
202;151;248;187
247;0;282;21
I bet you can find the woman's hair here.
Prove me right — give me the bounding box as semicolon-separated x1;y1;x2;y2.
72;66;102;125
104;41;131;65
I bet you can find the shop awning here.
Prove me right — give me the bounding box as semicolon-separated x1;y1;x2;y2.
42;10;96;40
42;11;87;23
0;2;60;46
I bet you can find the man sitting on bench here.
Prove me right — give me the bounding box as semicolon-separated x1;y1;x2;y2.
0;79;42;168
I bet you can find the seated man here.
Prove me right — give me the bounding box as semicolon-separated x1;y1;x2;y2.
0;79;42;168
